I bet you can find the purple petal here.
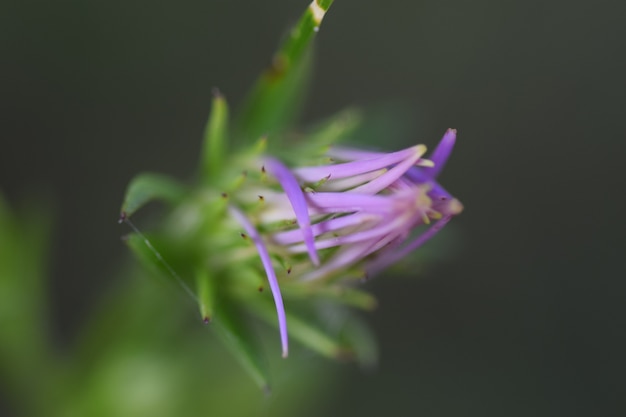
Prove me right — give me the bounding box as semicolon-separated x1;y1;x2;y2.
228;205;289;357
300;223;410;281
426;128;457;178
327;146;433;167
294;146;421;183
264;158;320;266
404;167;431;183
317;169;385;191
349;145;426;194
272;213;378;245
367;215;453;276
404;169;454;200
300;240;375;281
306;192;400;214
286;209;418;253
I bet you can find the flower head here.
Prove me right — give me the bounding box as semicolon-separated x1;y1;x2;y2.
120;0;464;387
227;129;463;356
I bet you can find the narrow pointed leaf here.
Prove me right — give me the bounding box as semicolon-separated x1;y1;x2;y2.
120;173;187;218
200;92;229;183
236;0;335;142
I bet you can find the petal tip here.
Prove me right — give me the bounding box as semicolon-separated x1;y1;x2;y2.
447;198;464;215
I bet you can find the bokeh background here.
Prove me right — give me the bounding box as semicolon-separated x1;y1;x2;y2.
2;0;625;415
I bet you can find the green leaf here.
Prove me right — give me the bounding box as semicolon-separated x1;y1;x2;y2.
200;92;229;183
211;298;271;391
236;0;335;143
120;173;187;219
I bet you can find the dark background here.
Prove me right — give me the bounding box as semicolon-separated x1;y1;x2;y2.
2;0;625;415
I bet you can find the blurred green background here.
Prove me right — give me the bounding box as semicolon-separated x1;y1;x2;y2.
1;0;625;416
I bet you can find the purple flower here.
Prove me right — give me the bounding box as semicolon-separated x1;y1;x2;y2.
228;129;463;357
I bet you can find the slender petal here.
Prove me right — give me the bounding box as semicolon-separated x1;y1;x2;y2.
317;169;385;191
264;158;320;266
404;169;454;200
327;146;434;167
300;240;375;281
349;145;426;194
367;215;453;276
294;146;422;182
228;205;289;357
305;192;401;214
423;128;456;179
286;210;412;252
272;212;378;245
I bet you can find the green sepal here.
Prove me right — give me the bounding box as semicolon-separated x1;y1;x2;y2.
200;92;229;183
120;173;187;219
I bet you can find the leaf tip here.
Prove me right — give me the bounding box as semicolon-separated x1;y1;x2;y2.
309;0;328;26
212;87;223;98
